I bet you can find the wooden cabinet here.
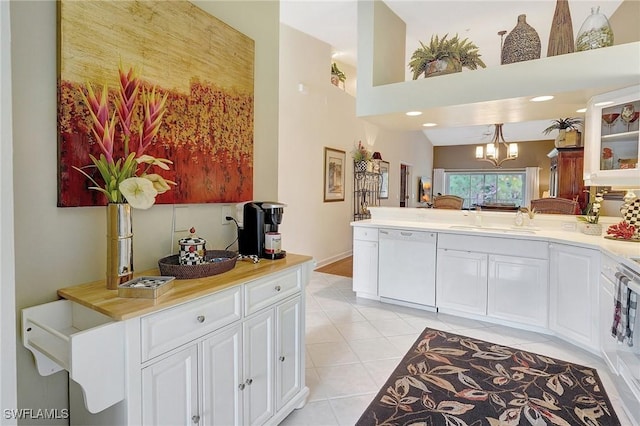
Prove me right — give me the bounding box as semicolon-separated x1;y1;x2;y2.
548;147;586;211
352;226;379;299
584;85;640;187
549;243;600;353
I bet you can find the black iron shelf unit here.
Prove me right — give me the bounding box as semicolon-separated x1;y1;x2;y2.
354;171;381;221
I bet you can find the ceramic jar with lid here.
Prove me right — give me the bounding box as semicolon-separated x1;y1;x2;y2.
179;229;206;265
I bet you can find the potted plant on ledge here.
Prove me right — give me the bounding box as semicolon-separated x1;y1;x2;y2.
331;62;346;87
352;141;372;172
543;117;583;148
408;33;486;79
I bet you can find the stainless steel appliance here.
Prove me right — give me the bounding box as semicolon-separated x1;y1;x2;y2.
238;201;286;259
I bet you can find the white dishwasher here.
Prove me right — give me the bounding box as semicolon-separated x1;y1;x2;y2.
378;228;437;308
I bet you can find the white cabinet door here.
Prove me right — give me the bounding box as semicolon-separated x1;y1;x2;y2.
142;345;199;426
379;229;437;307
275;296;302;411
549;244;600;351
201;325;242;426
436;249;487;315
487;255;548;327
353;239;378;296
243;309;274;426
599;272;618;373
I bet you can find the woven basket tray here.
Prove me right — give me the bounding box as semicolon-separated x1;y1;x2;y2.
158;250;238;280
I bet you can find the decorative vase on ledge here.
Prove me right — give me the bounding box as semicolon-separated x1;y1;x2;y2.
355;160;368;172
580;222;603;236
106;203;134;290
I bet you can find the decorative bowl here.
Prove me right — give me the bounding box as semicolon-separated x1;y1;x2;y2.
158;250;238;279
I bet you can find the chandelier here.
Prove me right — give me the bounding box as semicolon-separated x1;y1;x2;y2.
475;123;518;168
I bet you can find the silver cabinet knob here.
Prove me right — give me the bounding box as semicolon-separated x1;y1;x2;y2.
192;415;200;423
245;378;253;385
279;356;286;362
238;383;245;390
274;285;281;292
196;315;205;323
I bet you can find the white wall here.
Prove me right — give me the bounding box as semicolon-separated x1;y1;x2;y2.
278;25;433;266
1;1;17;424
11;0;279;418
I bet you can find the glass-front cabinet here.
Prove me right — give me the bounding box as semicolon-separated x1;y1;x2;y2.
584;85;640;187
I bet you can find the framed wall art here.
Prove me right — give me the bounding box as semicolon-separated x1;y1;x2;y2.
57;0;255;206
324;147;345;202
379;160;390;199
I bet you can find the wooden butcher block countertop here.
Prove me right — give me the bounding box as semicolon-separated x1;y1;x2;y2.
57;253;314;321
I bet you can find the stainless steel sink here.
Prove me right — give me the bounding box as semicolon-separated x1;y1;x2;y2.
448;225;537;235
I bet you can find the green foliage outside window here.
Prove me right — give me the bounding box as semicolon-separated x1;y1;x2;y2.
445;172;525;209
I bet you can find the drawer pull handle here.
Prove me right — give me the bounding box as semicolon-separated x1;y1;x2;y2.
238;383;245;390
279;356;286;362
196;315;205;323
246;378;253;385
192;415;200;424
275;285;281;292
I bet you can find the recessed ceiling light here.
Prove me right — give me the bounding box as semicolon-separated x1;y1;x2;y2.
530;95;554;102
576;108;587;113
422;122;437;127
406;111;422;116
595;101;614;107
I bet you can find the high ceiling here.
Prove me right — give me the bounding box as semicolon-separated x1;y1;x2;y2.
280;0;625;146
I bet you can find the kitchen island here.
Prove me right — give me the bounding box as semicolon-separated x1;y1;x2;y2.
22;254;314;425
352;206;640;424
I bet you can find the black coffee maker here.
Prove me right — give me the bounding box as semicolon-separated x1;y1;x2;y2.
238;202;286;259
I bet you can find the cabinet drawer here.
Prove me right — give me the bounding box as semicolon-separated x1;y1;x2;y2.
438;233;548;259
141;285;242;361
353;226;378;241
245;269;301;315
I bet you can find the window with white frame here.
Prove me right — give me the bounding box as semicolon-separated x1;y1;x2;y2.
444;170;527;209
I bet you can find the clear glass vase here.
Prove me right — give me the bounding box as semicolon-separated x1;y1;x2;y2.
576;6;614;51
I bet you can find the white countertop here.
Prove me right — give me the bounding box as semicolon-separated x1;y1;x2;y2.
352;207;640;273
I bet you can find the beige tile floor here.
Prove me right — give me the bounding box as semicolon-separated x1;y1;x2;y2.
280;272;635;426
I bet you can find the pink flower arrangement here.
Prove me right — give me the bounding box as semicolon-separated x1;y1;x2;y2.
74;63;174;209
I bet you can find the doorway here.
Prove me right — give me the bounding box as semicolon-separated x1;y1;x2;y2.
399;163;411;207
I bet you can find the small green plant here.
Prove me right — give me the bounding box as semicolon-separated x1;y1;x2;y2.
542;117;583;135
408;33;486;79
331;62;346;82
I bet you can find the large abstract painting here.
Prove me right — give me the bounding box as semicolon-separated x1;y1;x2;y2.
57;0;254;206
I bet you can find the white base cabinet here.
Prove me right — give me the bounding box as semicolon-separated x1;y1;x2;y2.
139;275;305;426
487;255;548;327
352;226;379;299
436;249;487;315
436;234;548;328
25;260;312;426
142;346;199;426
549;243;600;353
202;325;242;425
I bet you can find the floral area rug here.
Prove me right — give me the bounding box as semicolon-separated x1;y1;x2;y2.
356;328;621;426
